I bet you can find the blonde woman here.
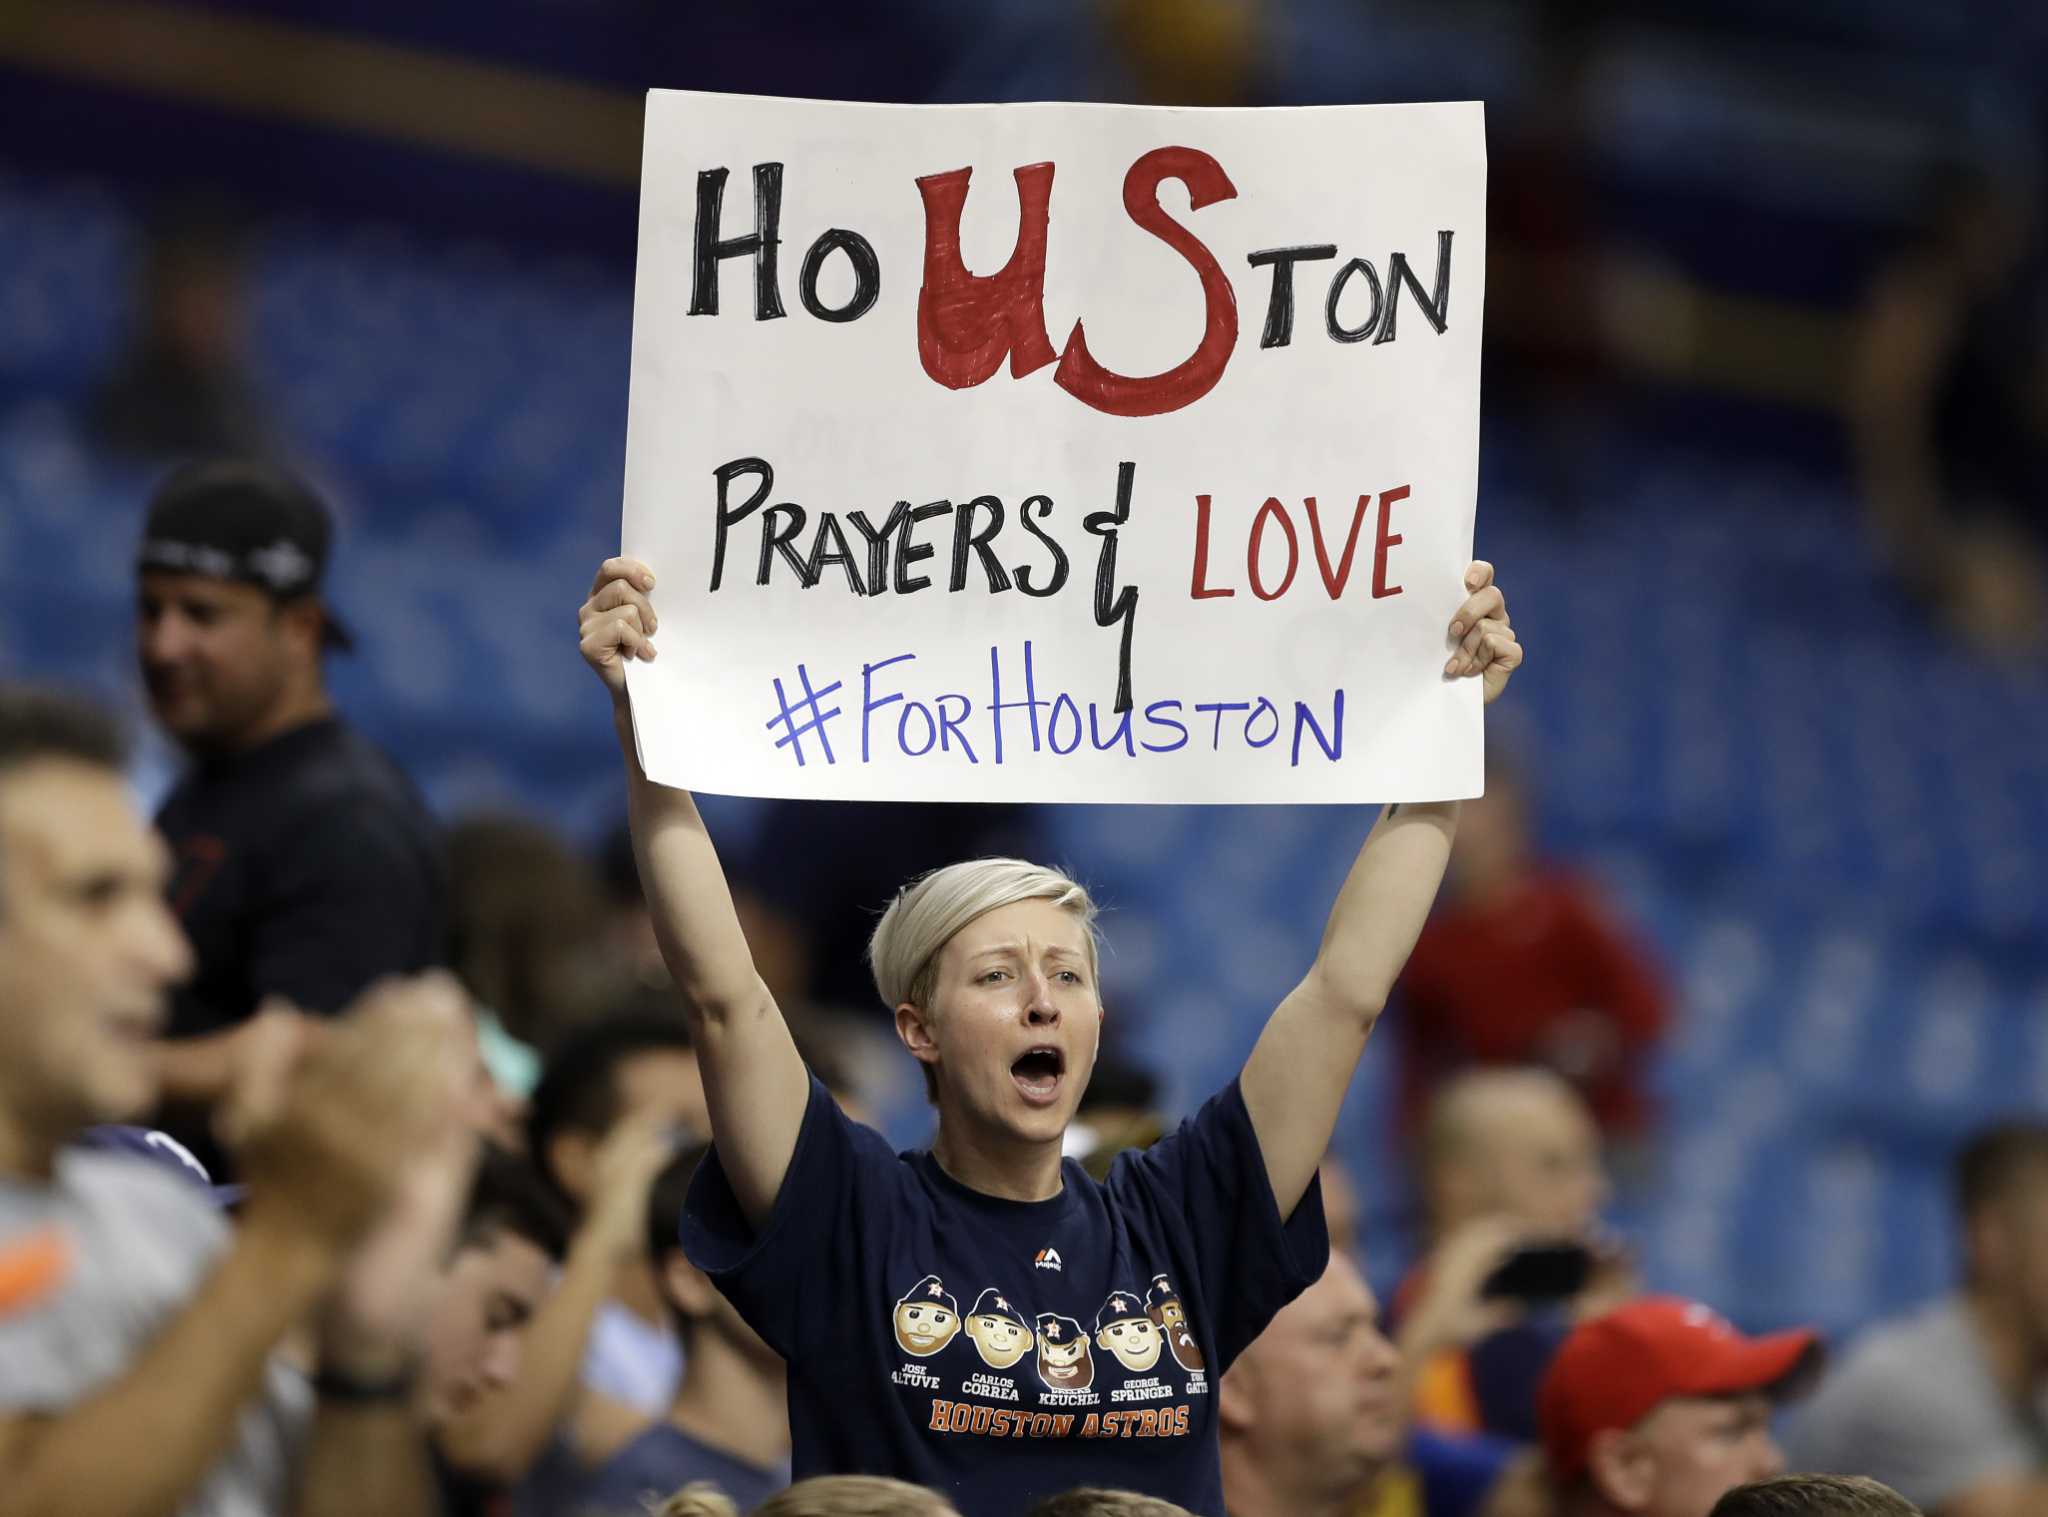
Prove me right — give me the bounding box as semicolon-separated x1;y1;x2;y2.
579;554;1520;1517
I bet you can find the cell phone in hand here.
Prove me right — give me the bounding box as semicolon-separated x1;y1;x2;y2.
1480;1241;1594;1302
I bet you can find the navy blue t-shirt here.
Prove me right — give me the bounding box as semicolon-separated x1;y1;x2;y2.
682;1076;1328;1517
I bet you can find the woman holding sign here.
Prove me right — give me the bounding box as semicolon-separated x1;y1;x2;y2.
579;554;1519;1517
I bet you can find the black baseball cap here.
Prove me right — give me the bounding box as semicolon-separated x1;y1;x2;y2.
138;458;355;651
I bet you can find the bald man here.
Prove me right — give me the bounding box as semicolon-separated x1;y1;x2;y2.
1422;1068;1609;1244
1401;1068;1633;1441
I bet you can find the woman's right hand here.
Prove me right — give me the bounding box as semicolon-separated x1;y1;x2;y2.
579;556;659;701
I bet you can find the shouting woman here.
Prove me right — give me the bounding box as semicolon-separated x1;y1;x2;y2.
579;555;1520;1517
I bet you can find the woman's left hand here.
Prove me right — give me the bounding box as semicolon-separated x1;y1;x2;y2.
1446;560;1522;706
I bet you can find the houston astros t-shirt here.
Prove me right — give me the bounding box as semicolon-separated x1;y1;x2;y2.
681;1075;1327;1517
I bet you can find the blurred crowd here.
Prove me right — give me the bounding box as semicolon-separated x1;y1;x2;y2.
2;0;2046;1516
6;438;2039;1517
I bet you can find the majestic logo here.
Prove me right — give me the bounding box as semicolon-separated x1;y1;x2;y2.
1034;1247;1062;1272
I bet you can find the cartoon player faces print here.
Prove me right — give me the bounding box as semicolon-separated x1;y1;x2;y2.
892;1274;961;1357
964;1288;1031;1370
1146;1272;1205;1372
1034;1311;1094;1391
1094;1289;1163;1372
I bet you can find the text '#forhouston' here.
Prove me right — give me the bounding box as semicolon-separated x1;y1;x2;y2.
763;641;1345;769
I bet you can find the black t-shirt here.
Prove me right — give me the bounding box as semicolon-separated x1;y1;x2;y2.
156;716;445;1036
681;1076;1327;1517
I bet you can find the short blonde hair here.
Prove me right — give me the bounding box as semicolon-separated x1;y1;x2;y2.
758;1476;960;1516
868;857;1100;1016
1026;1491;1196;1517
869;857;1102;1106
656;1484;739;1517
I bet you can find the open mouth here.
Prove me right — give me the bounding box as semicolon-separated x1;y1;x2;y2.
1010;1046;1065;1105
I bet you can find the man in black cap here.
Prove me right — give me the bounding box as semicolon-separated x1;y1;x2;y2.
136;458;445;1164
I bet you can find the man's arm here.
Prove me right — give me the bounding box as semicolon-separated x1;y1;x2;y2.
153;1002;315;1113
582;558;811;1229
293;1007;479;1517
1240;563;1520;1218
0;1217;337;1517
292;1398;437;1517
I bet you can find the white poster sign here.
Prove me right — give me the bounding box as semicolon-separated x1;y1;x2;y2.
621;89;1486;803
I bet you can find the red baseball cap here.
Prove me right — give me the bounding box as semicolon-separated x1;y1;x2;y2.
1539;1297;1823;1481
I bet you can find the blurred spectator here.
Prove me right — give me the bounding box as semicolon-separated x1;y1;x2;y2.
781;999;884;1128
1421;1069;1612;1244
1322;1153;1363;1258
0;676;474;1517
1539;1297;1822;1517
656;1474;963;1516
595;853;893;1137
420;1146;574;1517
438;1014;702;1506
1403;1068;1631;1442
1103;0;1261;106
599;821;682;996
90;203;274;461
1024;1490;1194;1516
738;799;1045;1011
528;1011;712;1416
1483;0;1613;506
559;1145;789;1516
1787;1122;2048;1517
1398;761;1669;1143
1708;1477;1922;1517
73;1123;243;1205
1397;1233;1577;1517
603;818;816;1007
448;812;614;1086
1221;1243;1538;1516
1850;169;2047;654
1067;1052;1166;1181
1221;1247;1487;1517
137;459;446;1174
0;1229;68;1318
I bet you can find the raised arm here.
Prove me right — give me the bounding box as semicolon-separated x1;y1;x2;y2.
1240;562;1520;1218
579;558;811;1229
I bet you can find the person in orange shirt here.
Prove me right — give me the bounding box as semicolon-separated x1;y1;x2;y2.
0;1229;69;1317
1400;1069;1634;1441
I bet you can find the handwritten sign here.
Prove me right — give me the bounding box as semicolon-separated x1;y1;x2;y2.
621;90;1486;803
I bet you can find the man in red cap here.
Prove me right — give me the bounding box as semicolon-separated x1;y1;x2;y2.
1540;1297;1823;1517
